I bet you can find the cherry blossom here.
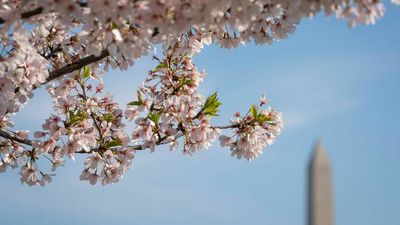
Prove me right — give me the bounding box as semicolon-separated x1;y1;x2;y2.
0;0;397;186
219;105;283;161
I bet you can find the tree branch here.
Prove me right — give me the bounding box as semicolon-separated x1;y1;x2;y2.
0;124;236;154
44;45;63;60
212;124;238;129
0;7;43;25
39;49;110;87
0;2;89;25
0;129;33;146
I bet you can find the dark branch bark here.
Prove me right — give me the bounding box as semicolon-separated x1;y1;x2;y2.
2;4;107;88
0;127;182;154
44;45;63;59
39;49;110;87
0;7;44;25
0;124;235;154
0;129;33;146
0;2;88;25
20;7;44;20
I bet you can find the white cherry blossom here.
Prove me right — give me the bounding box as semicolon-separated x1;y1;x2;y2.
0;0;396;186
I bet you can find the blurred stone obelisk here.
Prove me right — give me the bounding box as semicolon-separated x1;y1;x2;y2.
308;140;334;225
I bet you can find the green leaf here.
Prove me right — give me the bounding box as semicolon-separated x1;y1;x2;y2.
127;91;144;106
180;78;193;86
201;92;222;117
102;113;114;122
148;112;162;124
255;114;271;123
137;91;143;103
250;104;258;118
111;22;119;29
105;138;122;148
68;110;74;120
153;61;168;72
128;101;142;106
67;110;87;126
83;66;91;78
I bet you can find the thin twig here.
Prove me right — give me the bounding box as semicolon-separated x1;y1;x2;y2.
0;123;236;154
39;49;110;88
0;2;89;25
0;129;33;146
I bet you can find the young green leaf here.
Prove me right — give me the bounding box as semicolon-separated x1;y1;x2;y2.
83;66;91;78
201;92;222;117
148;112;162;124
128;101;142;106
255;114;271;123
179;77;193;86
137;91;143;103
153;61;168;72
67;110;88;126
105;138;122;148
102;113;114;122
128;91;144;106
250;104;258;118
111;22;119;29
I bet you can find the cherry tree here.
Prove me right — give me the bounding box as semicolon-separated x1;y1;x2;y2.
0;0;398;186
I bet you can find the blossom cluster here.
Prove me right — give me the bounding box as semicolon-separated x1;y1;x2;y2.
0;0;394;125
0;28;49;119
0;0;395;120
0;46;281;186
0;129;55;186
0;0;397;186
0;63;133;185
220;102;283;161
125;47;221;154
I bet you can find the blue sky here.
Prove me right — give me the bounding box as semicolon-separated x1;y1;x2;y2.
1;4;400;225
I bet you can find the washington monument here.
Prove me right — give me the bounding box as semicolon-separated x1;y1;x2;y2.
308;141;334;225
